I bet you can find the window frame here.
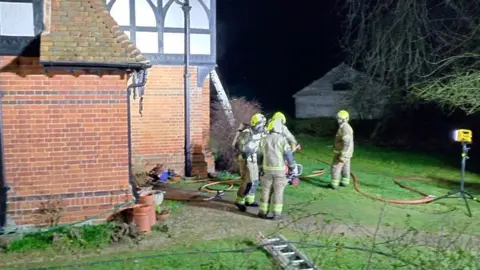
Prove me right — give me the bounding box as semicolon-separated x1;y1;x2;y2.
106;0;216;65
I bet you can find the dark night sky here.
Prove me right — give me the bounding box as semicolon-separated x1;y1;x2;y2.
216;0;344;116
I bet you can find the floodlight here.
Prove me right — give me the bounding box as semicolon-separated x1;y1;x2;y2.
452;129;472;144
431;129;477;217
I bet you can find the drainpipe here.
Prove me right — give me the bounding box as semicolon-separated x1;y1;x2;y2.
0;90;9;232
126;68;149;203
177;0;192;177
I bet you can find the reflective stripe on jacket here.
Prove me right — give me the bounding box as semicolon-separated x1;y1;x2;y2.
260;132;293;172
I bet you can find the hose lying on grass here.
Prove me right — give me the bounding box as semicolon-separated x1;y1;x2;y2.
174;153;479;205
296;152;480;205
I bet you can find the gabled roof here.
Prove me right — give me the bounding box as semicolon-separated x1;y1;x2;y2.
293;63;358;97
40;0;150;68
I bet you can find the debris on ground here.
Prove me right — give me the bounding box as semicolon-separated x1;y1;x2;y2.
147;164;180;184
110;222;144;246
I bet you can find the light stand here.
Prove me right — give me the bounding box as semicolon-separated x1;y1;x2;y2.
430;142;476;217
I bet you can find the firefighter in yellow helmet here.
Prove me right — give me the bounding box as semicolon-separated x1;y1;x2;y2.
266;112;300;151
258;120;295;220
233;113;267;211
331;110;354;189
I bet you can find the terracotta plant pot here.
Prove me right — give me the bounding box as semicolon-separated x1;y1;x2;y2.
156;209;170;222
169;176;182;183
139;194;156;226
133;204;152;233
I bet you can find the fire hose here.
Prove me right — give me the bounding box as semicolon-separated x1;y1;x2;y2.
295;153;437;205
190;151;480;205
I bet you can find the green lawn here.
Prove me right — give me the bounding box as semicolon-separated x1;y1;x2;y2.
3;134;480;269
198;134;480;234
7;233;477;270
284;135;480;233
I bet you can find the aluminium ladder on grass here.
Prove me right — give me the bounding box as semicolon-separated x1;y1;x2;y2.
257;232;320;270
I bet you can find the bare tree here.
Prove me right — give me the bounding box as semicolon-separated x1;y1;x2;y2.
342;73;389;120
340;0;480;114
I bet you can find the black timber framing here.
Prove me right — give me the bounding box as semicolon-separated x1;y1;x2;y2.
106;0;217;68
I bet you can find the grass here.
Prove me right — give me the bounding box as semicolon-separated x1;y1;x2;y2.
7;232;478;270
6;237;272;270
283;134;480;233
4;224;115;254
178;134;480;234
3;133;480;269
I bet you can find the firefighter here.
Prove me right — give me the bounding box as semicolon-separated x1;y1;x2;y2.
331;110;354;189
233;113;267;212
266;112;300;151
258;121;296;220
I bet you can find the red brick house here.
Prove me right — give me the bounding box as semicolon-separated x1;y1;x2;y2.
0;0;215;229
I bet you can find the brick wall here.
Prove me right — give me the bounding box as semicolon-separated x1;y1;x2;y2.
0;57;214;226
129;66;214;176
0;56;131;226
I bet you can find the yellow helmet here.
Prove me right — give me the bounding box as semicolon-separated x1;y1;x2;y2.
337;110;349;120
266;119;282;133
272;112;286;125
251;113;266;127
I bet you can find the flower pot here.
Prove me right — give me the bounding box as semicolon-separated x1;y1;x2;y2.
139;194;156;226
133;204;152;233
169;176;182;183
156;210;170;222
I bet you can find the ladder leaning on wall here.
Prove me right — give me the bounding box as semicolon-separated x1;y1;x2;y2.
210;69;235;128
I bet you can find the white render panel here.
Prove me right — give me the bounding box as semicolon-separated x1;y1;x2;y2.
110;0;130;26
164;5;184;28
0;2;34;37
165;0;209;29
164;32;211;54
136;32;159;53
191;34;210;54
163;32;183;54
190;0;209;29
135;0;157;27
202;0;210;9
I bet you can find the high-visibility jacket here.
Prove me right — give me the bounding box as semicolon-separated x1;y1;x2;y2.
259;132;295;173
333;122;354;158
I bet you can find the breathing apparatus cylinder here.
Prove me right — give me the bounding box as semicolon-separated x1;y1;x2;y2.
232;123;247;148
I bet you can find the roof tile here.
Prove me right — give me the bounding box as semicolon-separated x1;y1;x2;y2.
40;0;150;67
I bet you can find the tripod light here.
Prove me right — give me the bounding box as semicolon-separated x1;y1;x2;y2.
430;129;476;217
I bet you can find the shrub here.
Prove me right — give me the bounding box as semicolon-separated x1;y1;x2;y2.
210;97;262;172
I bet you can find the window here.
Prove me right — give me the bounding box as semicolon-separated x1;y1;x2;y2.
106;0;215;64
333;82;352;91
